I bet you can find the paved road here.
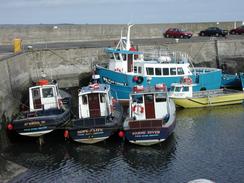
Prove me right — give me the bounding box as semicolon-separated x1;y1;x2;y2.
1;35;244;58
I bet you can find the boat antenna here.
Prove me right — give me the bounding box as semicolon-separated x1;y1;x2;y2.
126;24;134;50
116;29;124;50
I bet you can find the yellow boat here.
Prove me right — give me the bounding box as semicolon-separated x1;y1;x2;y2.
169;82;244;108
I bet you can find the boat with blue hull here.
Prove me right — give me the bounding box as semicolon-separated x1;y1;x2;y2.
95;24;222;102
65;83;123;144
240;72;244;90
8;80;72;137
221;73;244;90
122;84;176;146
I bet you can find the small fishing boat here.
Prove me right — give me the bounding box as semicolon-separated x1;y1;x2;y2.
169;78;244;108
8;79;72;137
65;82;123;144
122;84;176;146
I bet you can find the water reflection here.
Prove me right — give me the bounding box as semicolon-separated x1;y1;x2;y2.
122;134;176;169
1;104;244;183
3;134;177;183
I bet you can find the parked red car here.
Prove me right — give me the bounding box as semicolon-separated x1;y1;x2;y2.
163;28;193;39
229;26;244;35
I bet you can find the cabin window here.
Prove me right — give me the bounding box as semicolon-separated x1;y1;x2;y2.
175;87;181;92
170;68;176;75
134;54;138;60
155;93;166;102
132;95;143;104
82;95;88;105
155;68;162;75
144;94;154;102
138;67;142;74
109;53;114;59
100;93;106;103
42;88;54;98
183;86;189;92
32;88;40;98
134;66;138;73
122;54;126;61
177;67;184;75
146;67;154;75
162;68;169;75
115;53;120;60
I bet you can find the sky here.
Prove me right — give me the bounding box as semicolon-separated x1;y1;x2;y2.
0;0;243;24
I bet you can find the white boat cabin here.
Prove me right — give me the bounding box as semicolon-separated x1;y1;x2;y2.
29;80;62;112
78;84;111;119
129;85;168;120
169;79;196;98
106;24;193;78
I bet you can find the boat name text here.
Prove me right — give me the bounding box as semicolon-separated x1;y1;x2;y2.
24;121;46;127
102;77;128;86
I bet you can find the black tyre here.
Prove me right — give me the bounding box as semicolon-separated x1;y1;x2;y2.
136;76;144;84
215;33;219;37
165;34;170;38
200;32;204;36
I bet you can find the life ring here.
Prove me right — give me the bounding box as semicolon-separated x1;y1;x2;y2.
155;83;166;91
133;76;139;82
136;76;144;84
89;83;99;89
132;105;144;114
38;79;49;86
182;77;192;85
133;85;144;92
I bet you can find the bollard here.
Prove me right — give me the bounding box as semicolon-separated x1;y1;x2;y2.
12;38;22;53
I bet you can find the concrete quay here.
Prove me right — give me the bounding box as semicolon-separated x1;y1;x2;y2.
0;21;243;45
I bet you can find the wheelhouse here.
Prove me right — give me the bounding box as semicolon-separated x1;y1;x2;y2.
129;86;168;120
29;80;62;112
169;83;195;98
78;84;111;119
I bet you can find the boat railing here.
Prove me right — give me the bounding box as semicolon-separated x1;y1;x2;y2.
193;89;225;98
193;67;221;74
143;49;192;64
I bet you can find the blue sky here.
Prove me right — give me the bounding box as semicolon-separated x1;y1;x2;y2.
0;0;243;24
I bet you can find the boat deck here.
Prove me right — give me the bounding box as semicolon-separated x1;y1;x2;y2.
193;88;243;98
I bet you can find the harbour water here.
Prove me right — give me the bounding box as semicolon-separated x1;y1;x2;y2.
1;104;244;183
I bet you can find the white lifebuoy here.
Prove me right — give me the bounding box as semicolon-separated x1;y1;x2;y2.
155;83;166;91
133;85;144;92
89;83;99;89
182;77;192;85
132;105;144;114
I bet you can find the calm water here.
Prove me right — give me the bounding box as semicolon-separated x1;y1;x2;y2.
2;104;244;183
